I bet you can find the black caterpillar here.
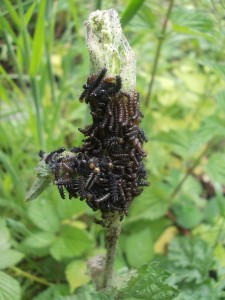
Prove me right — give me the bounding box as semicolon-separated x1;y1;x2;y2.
45;69;149;216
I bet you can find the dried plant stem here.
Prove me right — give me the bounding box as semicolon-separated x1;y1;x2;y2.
102;213;121;289
145;0;174;107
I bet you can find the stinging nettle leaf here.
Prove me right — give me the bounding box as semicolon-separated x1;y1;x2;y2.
167;237;214;284
119;261;179;300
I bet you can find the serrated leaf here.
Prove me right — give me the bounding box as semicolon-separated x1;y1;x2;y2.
65;260;90;293
25;177;52;202
205;153;225;184
175;283;225;300
50;226;93;260
0;271;21;300
27;198;60;233
90;292;115;300
119;261;179;300
25;160;52;201
195;116;225;145
22;231;55;249
125;228;154;268
168;237;213;284
0;250;24;270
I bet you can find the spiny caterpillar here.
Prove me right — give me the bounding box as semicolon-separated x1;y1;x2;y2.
45;69;149;216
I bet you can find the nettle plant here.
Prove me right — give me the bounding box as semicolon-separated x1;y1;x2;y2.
27;9;178;298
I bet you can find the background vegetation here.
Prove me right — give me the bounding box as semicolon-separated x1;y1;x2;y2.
1;0;225;299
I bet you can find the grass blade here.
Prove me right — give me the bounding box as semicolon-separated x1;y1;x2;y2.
121;0;145;27
29;0;46;76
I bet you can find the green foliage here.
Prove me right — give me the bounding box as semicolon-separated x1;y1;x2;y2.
166;237;225;300
1;0;225;299
0;220;23;300
124;228;154;268
121;0;145;27
0;271;21;300
119;261;179;299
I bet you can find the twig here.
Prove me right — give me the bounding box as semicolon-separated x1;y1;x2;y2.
169;141;213;201
10;266;51;286
145;0;174;107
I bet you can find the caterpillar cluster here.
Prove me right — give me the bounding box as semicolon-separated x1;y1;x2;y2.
45;69;149;215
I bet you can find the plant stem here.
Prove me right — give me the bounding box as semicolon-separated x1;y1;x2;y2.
102;213;122;289
10;266;51;286
145;0;174;107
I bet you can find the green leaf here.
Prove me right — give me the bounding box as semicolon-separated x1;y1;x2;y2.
205;153;225;184
195;116;225;146
50;226;93;260
2;0;20;27
0;250;24;270
128;184;169;222
125;228;154;268
154;130;193;158
29;0;46;76
172;8;214;33
121;0;145;27
90;292;115;300
54;195;86;220
167;237;213;284
25;177;52;202
25;159;52;202
172;198;203;229
0;219;11;250
27;198;60;233
176;284;225;300
205;195;225;222
0;271;21;300
0;151;25;199
205;62;225;80
119;261;179;300
24;2;36;25
215;90;225;113
22;231;55;249
65;260;90;293
32;284;70;300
